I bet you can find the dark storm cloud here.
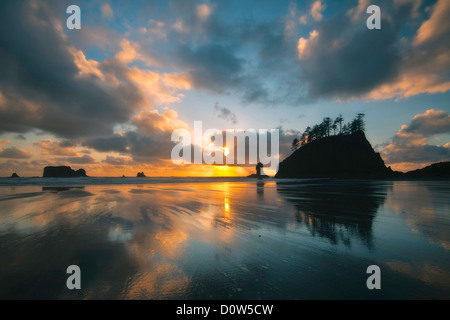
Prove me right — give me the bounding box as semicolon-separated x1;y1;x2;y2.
0;1;143;138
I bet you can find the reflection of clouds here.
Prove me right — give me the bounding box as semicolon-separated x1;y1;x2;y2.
386;261;450;287
154;229;187;256
385;181;450;250
0;181;295;298
122;261;190;299
108;226;132;243
1;183;252;298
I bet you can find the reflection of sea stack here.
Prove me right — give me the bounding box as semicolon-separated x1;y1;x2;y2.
10;173;19;178
43;166;87;178
136;172;146;178
256;162;263;180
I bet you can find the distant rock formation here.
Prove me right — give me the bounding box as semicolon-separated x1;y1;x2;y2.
248;162;270;179
43;166;87;178
247;173;270;179
136;172;146;178
275;131;393;178
405;161;450;178
10;173;19;178
256;162;263;179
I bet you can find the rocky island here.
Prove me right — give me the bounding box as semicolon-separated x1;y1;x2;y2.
43;166;87;178
276;131;393;178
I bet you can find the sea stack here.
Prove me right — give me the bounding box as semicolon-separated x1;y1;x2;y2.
43;166;87;178
10;173;19;178
256;162;263;180
136;172;146;177
276;131;393;178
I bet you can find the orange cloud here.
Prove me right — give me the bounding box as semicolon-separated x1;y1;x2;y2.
35;139;79;156
101;4;114;19
297;30;319;60
196;4;212;20
311;1;325;22
382;109;450;171
414;0;450;45
132;109;187;134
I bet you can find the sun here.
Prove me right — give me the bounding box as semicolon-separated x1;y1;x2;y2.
223;147;230;156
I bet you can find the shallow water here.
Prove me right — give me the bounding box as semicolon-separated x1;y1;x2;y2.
0;179;449;299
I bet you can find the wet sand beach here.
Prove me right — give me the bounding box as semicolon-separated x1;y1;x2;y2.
0;178;449;299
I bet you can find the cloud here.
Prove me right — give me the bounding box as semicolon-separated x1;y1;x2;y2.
299;14;308;25
34;139;78;156
62;155;97;164
310;1;325;22
101;3;114;19
382;109;450;170
347;0;370;23
196;4;213;20
365;0;450;100
0;1;186;141
295;0;450;101
103;155;134;165
214;102;238;124
414;0;450;45
403;109;450;136
83;109;187;162
0;1;142;137
174;44;245;94
114;39;161;67
284;2;298;38
0;146;32;159
15;134;26;140
297;30;319;60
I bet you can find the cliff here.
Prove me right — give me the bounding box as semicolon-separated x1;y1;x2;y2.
275;131;393;178
43;166;87;178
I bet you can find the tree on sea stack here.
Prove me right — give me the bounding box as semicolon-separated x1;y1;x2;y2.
292;113;366;149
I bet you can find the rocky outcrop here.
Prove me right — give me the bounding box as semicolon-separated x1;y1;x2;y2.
136;172;146;177
10;173;19;178
275;131;393;178
405;161;450;178
43;166;87;178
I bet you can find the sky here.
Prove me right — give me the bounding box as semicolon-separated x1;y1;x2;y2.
0;0;449;177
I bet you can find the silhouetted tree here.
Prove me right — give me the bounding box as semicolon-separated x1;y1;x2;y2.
349;113;365;134
304;126;311;143
291;137;300;151
293;113;366;148
356;113;365;132
334;114;344;134
322;117;332;136
331;122;337;135
342;123;350;135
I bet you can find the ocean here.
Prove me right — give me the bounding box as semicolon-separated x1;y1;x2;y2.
0;178;449;299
